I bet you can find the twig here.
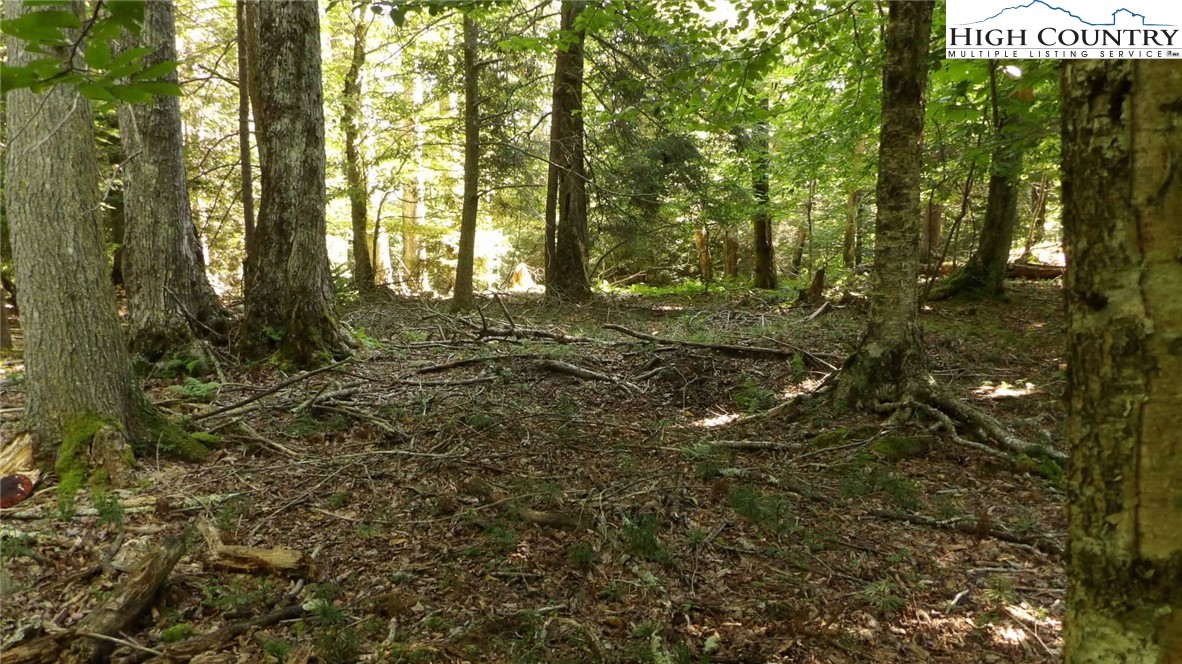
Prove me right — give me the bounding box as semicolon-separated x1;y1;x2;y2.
536;359;641;393
193;358;356;421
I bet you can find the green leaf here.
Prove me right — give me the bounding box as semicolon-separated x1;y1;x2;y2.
131;60;178;82
78;82;118;101
85;39;113;70
107;84;153;103
134;81;182;97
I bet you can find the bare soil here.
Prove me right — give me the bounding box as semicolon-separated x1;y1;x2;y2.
0;280;1067;663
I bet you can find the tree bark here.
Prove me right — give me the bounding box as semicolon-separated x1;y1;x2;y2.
922;196;943;264
842;189;862;268
833;0;932;406
241;0;349;365
452;13;480;311
343;8;374;292
546;0;592;302
1061;59;1182;664
723;229;739;279
236;0;255;269
693;226;712;283
399;52;428;293
118;0;225;359
1019;175;1049;262
4;0;150;457
751;100;777;289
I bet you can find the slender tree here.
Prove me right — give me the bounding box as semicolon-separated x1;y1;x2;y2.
5;0;149;464
242;0;350;364
118;0;225;358
343;6;375;292
236;0;255;266
546;0;591;301
833;0;932;406
1061;59;1182;663
451;12;480;311
750;103;777;289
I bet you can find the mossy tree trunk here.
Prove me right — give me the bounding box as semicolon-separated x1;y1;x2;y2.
546;0;591;302
833;0;932;407
4;0;148;460
343;7;374;293
750;101;777;290
1061;59;1182;664
452;13;480;312
242;0;349;365
118;0;226;359
842;189;862;268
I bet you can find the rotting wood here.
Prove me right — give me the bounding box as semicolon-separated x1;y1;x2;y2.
867;508;1063;558
461;477;593;530
138;603;306;663
197;518;310;577
2;493;241;521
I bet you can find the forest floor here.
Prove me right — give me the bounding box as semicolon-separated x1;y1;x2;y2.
0;279;1067;663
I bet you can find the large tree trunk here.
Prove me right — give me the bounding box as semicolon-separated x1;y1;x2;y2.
242;0;349;365
922;196;943;264
235;0;255;281
1061;59;1182;663
451;13;480;311
723;229;739;279
833;0;932;406
343;8;374;292
546;0;591;302
118;0;225;359
750;103;777;290
4;0;148;458
399;53;428;294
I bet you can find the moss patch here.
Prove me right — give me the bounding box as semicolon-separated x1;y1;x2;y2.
870;435;932;462
135;407;211;462
55;414;116;514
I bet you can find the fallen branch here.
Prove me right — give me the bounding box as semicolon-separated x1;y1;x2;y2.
604;323;834;369
867;509;1063;557
197;518;311;577
536;359;641;393
193;358;356;421
139;604;306;663
2;493;240;521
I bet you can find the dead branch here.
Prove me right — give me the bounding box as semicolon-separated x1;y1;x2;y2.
867;509;1063;557
139;604;306;663
2;493;240;521
415;353;544;374
197;518;311;577
604;323;834;370
536;359;641;393
193;358;356;421
706;440;808;451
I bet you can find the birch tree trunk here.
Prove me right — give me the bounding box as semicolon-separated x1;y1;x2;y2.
451;13;480;311
242;0;349;365
4;0;147;458
833;0;932;406
118;0;225;359
546;0;591;302
1061;58;1182;664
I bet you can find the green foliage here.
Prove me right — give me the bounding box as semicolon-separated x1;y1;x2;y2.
837;463;922;510
860;578;906;615
733;380;775;414
0;533;35;561
263;639;292;662
167;377;221;401
621;513;670;563
1;0;181;104
55;413;110;517
567;540;596;570
727;484;796;535
160;623;195;643
94;491;125;526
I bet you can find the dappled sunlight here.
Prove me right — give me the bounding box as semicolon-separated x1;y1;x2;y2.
691;412;740;428
972;381;1038;399
781;376;827;399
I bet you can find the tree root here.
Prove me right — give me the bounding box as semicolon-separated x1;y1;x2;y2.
917;389;1065;462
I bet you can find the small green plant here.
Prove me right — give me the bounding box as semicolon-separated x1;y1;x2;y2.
567;540;596;570
728;484;796;535
632;621;660;639
465;411;496;431
94;492;125;526
263;639;292;662
860;578;906;615
216;495;248;534
733;380;776;414
0;533;35;561
485;524;518;554
598;582;622;601
327;492;350;509
622;514;670;563
167;377;221;401
160;623;195;643
984;576;1018;603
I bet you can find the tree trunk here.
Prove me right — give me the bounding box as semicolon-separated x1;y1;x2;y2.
1019;175;1049;262
723;229;739;279
241;0;348;365
343;8;374;292
236;0;255;269
399;54;427;294
922;196;943;264
241;0;265;165
833;0;932;406
118;0;225;359
751;101;777;290
546;0;591;302
788;226;805;279
4;0;149;458
543;40;562;287
693;226;712;283
1061;59;1182;664
452;13;480;311
842;189;862;268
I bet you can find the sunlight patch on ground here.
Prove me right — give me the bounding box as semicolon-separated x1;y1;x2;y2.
972;382;1037;399
781;377;826;399
692;412;740;428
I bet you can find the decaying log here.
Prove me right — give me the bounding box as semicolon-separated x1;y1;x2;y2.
1006;262;1064;280
197;518;310;577
139;604;306;663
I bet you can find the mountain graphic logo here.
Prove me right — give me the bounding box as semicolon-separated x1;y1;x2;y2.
963;0;1172;27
